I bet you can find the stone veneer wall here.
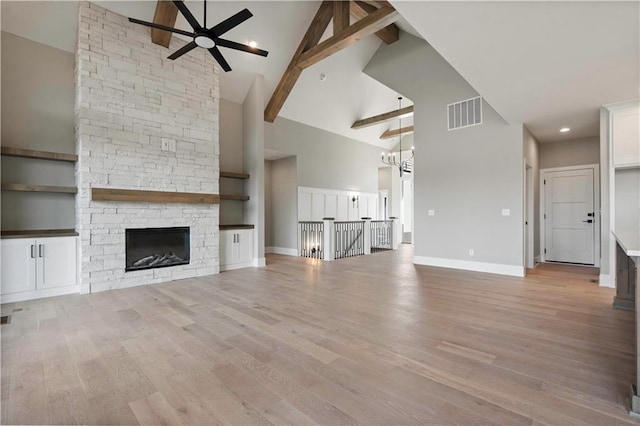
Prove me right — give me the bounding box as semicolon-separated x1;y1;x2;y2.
75;1;219;293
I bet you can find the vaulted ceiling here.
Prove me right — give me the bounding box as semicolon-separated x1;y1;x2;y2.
2;1;638;146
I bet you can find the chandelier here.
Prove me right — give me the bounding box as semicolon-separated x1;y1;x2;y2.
381;96;414;176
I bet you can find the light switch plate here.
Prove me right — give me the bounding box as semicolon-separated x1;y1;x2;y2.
161;139;169;151
502;209;511;216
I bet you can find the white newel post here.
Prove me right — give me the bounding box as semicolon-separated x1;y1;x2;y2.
323;219;335;261
363;218;371;255
390;217;400;250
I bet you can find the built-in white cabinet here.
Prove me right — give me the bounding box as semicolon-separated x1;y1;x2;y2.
1;236;78;302
612;104;640;168
220;229;254;271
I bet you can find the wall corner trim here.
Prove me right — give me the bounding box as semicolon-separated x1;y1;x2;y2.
253;257;267;267
599;274;615;288
413;256;525;277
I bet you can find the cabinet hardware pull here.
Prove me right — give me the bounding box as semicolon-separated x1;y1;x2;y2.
30;245;36;258
39;244;44;257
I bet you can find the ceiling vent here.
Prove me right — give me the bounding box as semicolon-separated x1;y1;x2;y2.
448;96;482;130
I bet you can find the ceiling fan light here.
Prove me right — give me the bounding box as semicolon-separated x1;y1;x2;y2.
195;35;215;49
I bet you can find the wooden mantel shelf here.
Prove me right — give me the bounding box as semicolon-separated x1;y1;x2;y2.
92;188;219;204
1;146;78;162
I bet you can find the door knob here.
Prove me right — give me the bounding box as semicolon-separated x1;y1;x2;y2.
582;219;593;223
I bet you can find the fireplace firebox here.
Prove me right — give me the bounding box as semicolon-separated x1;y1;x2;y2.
125;227;190;271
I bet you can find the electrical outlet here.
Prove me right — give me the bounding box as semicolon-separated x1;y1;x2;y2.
501;209;511;216
168;140;177;152
428;209;435;216
161;139;169;151
468;249;474;256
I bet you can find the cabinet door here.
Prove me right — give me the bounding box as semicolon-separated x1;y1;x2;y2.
220;230;234;266
36;237;77;290
613;107;640;167
1;239;36;295
236;230;254;264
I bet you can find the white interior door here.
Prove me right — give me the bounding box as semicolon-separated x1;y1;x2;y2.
544;168;595;264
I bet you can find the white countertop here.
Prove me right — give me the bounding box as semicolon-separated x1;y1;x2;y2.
613;228;640;257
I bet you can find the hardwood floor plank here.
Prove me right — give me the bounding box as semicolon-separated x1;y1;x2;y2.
129;391;182;425
1;246;638;425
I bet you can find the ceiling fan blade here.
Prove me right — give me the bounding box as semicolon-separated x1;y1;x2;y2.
216;39;268;57
168;41;198;60
128;18;195;38
173;0;202;30
208;47;232;72
208;9;253;37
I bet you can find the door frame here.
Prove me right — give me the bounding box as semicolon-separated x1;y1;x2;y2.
540;164;600;266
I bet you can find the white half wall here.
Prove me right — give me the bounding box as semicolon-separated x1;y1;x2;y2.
298;186;379;222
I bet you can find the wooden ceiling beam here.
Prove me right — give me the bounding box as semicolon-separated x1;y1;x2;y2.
349;1;399;44
296;6;399;69
333;1;351;34
264;1;333;123
151;0;179;48
380;125;414;139
352;105;413;129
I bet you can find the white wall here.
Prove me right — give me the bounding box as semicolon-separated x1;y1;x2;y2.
365;32;525;276
265;117;383;193
523;126;541;260
539;136;600;169
268;156;298;250
243;75;266;264
264;159;273;247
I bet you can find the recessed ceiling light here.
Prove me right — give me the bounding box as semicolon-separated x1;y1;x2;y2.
560;127;571;133
248;40;258;48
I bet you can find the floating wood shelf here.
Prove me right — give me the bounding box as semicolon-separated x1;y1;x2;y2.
92;187;219;204
1;146;78;162
1;183;77;194
220;194;250;201
1;229;78;239
220;171;250;179
219;224;255;230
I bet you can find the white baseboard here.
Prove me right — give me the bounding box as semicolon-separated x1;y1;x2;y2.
265;246;298;256
253;257;266;267
413;256;525;277
599;274;615;288
220;261;255;272
534;255;541;264
1;285;80;304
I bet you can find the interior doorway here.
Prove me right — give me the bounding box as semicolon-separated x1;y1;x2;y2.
540;164;600;266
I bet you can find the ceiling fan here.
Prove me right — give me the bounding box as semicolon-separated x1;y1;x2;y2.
128;0;268;72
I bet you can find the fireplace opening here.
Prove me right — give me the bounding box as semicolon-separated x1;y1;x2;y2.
125;227;190;271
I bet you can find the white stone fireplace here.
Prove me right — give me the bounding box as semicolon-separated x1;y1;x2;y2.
75;1;219;293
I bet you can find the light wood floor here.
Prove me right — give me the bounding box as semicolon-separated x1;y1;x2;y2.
1;245;638;425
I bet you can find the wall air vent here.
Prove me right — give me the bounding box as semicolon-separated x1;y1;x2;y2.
447;96;482;131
